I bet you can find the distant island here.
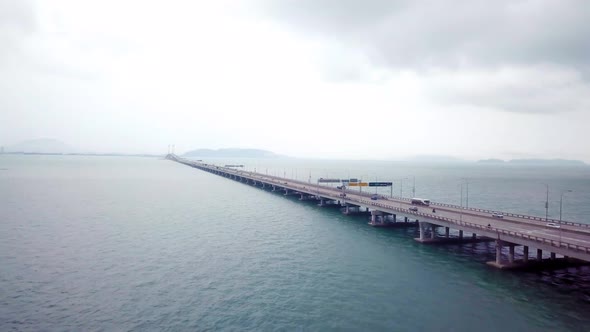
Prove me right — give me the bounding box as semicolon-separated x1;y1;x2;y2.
4;138;77;154
477;158;505;164
2;139;159;157
183;148;279;158
408;155;466;163
477;158;587;166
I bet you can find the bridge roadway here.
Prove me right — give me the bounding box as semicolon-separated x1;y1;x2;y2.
167;155;590;264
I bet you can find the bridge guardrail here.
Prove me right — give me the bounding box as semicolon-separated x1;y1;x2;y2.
172;157;590;239
430;201;589;228
354;199;590;255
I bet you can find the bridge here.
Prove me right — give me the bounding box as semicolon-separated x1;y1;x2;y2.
167;154;590;270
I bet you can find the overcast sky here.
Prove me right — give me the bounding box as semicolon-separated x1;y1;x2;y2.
1;0;590;160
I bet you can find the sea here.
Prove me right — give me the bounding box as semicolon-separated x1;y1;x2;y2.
1;154;589;331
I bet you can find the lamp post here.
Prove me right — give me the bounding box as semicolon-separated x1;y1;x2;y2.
560;190;572;224
458;183;464;222
544;184;549;221
399;178;407;198
394;178;407;207
559;190;572;246
461;178;470;208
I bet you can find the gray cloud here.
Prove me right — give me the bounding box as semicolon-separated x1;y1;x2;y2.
258;0;590;113
0;0;36;32
260;0;590;68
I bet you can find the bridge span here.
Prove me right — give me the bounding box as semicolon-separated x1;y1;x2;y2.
166;154;590;269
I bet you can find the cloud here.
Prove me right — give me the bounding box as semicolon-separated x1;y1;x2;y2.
0;0;36;32
424;65;590;113
257;0;590;113
259;0;590;68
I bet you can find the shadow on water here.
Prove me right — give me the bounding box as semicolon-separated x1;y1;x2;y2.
279;189;590;322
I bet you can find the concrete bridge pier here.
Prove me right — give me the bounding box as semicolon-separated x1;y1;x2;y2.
459;230;463;240
414;221;431;242
523;246;529;263
537;249;542;260
495;240;503;265
445;227;450;238
369;210;385;226
419;222;427;241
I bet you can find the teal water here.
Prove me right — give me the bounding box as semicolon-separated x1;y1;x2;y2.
1;155;589;331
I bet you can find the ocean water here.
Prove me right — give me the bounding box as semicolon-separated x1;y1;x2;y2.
1;155;589;331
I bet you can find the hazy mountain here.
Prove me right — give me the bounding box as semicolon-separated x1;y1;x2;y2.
477;159;505;163
508;159;587;166
408;155;465;163
183;148;279;158
5;139;77;154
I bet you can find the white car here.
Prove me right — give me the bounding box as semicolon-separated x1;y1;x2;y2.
546;222;561;228
491;213;504;219
409;206;418;212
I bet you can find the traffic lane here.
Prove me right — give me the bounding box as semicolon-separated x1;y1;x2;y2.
221;175;590;246
249;179;590;244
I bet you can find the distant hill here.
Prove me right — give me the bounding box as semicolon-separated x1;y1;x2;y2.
508;159;587;166
183;148;279;158
477;159;505;163
408;155;465;163
5;138;77;154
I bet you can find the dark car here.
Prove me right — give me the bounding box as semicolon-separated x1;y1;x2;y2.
409;206;418;212
371;195;379;200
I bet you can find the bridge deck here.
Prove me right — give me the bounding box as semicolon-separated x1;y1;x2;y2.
167;155;590;262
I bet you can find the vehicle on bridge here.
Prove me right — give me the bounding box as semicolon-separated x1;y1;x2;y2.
546;222;561;228
411;198;430;206
371;194;379;200
409;206;418;212
492;213;504;218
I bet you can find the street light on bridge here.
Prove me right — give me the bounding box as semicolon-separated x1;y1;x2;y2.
461;178;470;208
559;190;573;225
544;184;549;221
559;190;572;246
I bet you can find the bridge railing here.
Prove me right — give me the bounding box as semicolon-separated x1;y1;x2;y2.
430;201;589;228
176;158;590;231
355;199;590;255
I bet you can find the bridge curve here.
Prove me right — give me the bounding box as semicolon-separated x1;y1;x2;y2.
167;154;590;267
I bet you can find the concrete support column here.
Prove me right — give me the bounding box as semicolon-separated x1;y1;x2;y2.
472;233;476;240
459;230;463;240
551;252;556;260
419;222;426;241
495;240;503;264
509;245;515;264
445;227;450;238
392;214;396;222
430;225;436;239
537;249;542;261
404;217;408;223
523;246;529;263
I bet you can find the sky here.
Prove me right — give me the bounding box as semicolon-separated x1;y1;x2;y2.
1;0;590;161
